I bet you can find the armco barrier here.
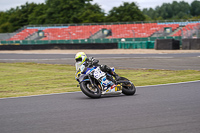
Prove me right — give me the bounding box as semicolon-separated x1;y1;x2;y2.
118;41;154;49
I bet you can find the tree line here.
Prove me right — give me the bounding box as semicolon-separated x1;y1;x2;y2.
142;0;200;20
0;0;200;33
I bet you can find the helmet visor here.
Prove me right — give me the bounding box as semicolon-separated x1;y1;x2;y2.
75;57;82;62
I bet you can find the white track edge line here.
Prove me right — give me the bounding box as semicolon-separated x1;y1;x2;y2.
136;80;200;88
0;80;200;100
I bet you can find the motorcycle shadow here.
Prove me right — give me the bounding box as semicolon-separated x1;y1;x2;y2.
79;93;138;100
102;93;138;99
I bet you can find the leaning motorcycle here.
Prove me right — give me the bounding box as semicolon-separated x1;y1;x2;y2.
75;61;136;98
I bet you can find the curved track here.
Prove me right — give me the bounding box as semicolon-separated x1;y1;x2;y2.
0;52;200;133
0;81;200;133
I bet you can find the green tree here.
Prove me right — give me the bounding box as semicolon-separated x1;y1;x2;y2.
191;0;200;16
6;2;38;31
78;3;105;23
28;3;47;24
106;2;145;22
0;22;13;33
0;12;8;25
45;0;94;24
157;3;173;19
143;1;192;20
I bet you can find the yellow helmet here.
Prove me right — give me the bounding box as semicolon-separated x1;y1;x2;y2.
75;52;87;70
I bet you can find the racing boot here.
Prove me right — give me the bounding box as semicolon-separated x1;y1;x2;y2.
101;65;120;82
112;72;120;81
106;66;120;81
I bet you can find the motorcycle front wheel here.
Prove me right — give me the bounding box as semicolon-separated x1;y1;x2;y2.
80;80;101;98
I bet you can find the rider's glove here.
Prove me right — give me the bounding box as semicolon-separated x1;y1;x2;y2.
88;57;95;62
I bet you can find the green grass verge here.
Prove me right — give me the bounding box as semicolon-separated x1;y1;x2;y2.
0;62;200;98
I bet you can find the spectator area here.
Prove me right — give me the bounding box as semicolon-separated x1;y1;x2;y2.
171;23;200;36
8;22;200;41
9;29;38;41
41;23;180;40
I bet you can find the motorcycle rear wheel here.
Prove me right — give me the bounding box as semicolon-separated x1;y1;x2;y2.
80;81;101;98
119;77;136;95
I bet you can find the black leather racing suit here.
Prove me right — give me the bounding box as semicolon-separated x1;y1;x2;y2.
84;57;120;80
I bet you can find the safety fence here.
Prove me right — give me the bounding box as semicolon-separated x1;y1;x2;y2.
118;41;155;49
0;36;181;44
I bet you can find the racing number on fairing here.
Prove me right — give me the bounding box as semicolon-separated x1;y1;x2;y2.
94;67;105;79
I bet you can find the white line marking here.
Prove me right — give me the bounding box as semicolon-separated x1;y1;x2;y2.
137;80;200;88
0;58;70;61
0;56;174;61
0;53;74;55
98;56;174;59
0;80;200;100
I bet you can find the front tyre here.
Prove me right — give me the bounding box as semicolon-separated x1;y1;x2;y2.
119;77;136;95
80;81;101;98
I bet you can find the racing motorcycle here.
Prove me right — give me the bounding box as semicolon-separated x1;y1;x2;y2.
75;60;136;98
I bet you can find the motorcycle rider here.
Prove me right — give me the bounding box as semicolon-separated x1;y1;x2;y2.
75;52;120;81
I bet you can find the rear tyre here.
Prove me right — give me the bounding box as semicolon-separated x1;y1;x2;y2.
119;77;136;95
80;80;101;98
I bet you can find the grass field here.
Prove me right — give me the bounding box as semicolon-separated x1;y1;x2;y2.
0;62;200;98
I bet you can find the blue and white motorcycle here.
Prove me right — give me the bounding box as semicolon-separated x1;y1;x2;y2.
75;60;136;98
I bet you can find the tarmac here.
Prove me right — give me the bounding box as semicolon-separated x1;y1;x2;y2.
0;49;200;54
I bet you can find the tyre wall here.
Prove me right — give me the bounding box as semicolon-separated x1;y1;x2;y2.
182;39;200;50
155;39;180;50
0;43;118;50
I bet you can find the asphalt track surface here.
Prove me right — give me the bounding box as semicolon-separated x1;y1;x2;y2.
0;53;200;70
0;52;200;133
0;81;200;133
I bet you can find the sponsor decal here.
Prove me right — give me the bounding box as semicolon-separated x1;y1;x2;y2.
111;84;117;89
115;85;122;91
